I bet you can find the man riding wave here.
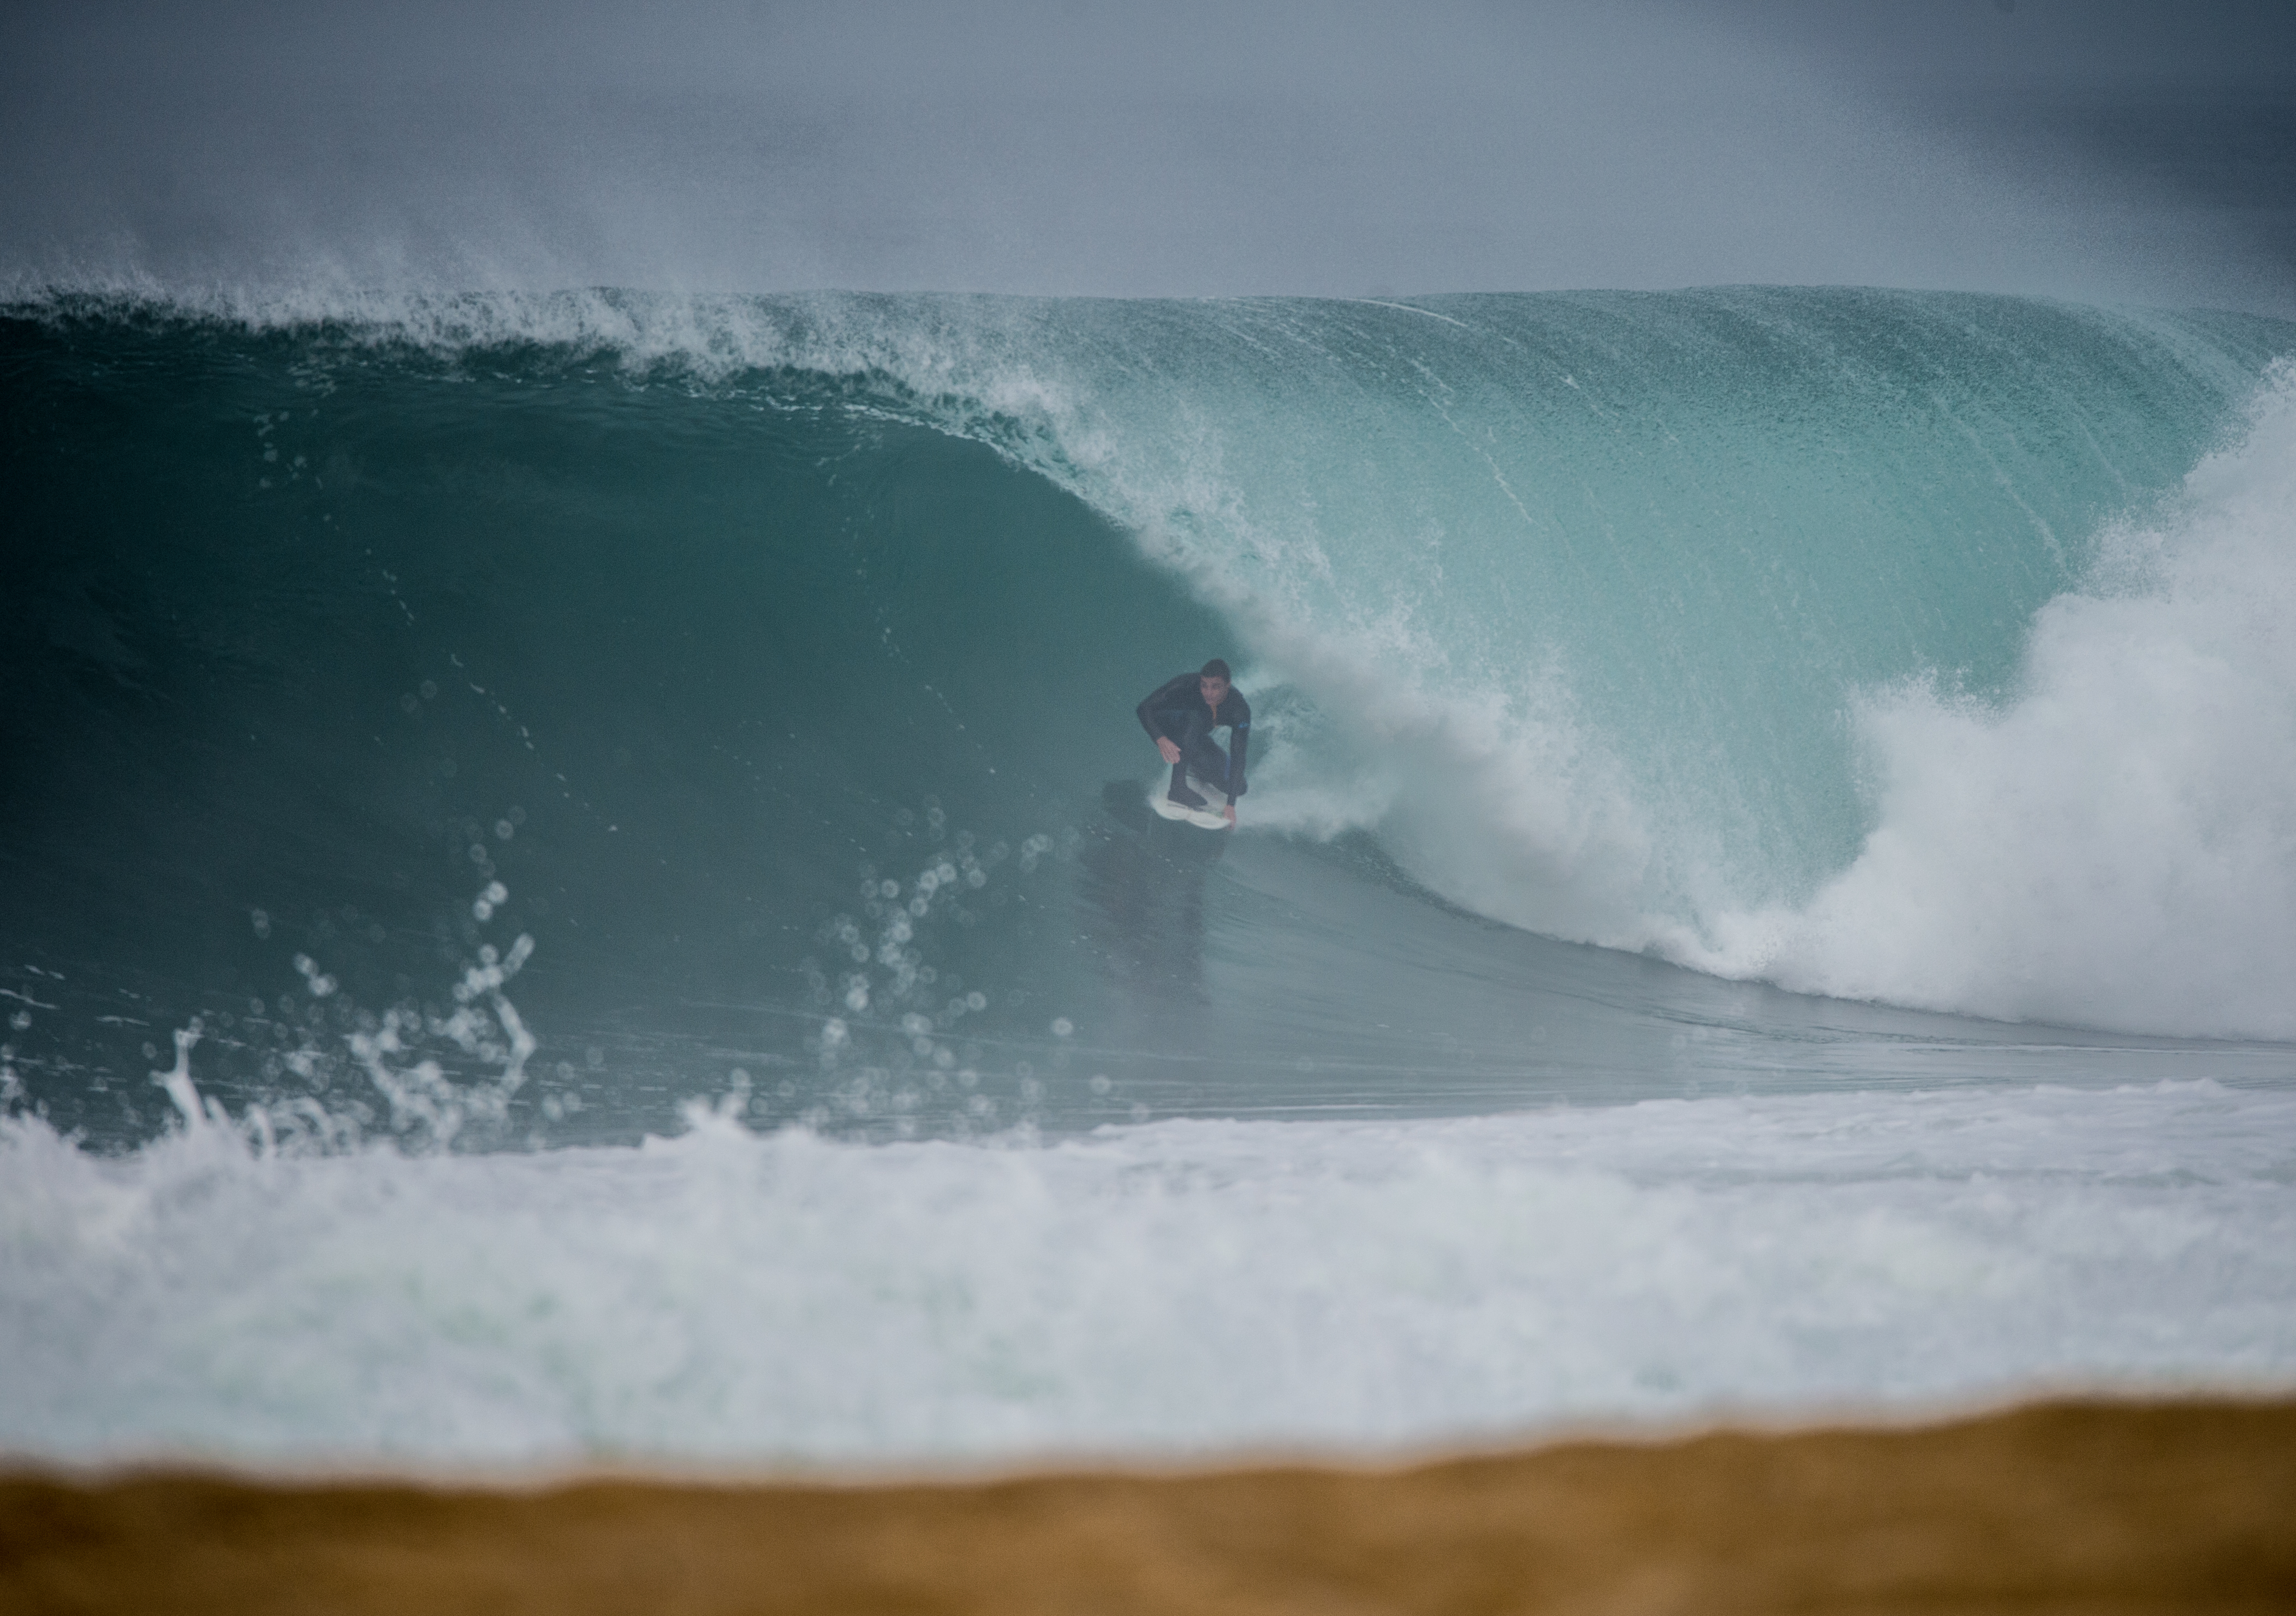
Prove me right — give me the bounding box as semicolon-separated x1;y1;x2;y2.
1137;659;1250;827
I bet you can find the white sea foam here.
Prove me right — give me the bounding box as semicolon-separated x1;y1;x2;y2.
1692;364;2296;1037
3;1079;2290;1468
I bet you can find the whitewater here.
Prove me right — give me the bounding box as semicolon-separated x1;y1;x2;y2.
3;286;2294;1468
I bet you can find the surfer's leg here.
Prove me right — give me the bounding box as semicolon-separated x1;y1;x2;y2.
1176;718;1232;803
1182;737;1230;795
1164;708;1217;807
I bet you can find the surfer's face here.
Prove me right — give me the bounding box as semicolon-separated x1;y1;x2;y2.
1199;675;1229;709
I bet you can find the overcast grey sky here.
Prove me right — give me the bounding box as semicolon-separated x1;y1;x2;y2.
3;0;2290;308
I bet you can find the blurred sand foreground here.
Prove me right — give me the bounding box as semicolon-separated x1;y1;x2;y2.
3;1399;2292;1614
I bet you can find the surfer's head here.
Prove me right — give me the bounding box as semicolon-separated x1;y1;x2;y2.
1198;659;1232;706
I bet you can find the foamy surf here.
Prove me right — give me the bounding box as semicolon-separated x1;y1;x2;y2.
4;1077;2291;1468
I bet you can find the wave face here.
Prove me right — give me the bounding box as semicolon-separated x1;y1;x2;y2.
849;289;2295;1038
8;290;2295;1067
6;286;2296;1467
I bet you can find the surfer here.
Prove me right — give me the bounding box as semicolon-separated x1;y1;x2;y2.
1137;660;1251;825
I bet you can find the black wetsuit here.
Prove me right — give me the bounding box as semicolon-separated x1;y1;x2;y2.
1137;674;1251;806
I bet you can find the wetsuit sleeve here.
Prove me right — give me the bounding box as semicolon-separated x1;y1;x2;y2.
1137;674;1191;741
1227;696;1251;797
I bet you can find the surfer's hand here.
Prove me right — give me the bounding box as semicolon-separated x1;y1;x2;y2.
1223;802;1236;826
1157;737;1181;764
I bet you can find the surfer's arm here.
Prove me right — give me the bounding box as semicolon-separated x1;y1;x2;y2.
1136;682;1175;741
1226;715;1250;798
1137;676;1191;761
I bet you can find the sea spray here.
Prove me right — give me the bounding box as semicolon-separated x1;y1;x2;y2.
1696;360;2296;1035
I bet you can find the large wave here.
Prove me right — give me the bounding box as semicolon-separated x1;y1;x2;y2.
800;289;2294;1039
4;285;2293;1108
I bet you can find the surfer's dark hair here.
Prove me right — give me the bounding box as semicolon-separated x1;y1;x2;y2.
1200;658;1233;682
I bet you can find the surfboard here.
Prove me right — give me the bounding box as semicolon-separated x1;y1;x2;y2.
1149;774;1232;830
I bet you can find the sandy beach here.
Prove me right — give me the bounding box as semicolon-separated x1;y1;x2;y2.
6;1398;2292;1614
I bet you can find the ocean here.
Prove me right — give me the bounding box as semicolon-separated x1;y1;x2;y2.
4;286;2294;1468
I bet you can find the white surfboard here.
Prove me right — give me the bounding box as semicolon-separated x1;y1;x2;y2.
1149;773;1232;830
